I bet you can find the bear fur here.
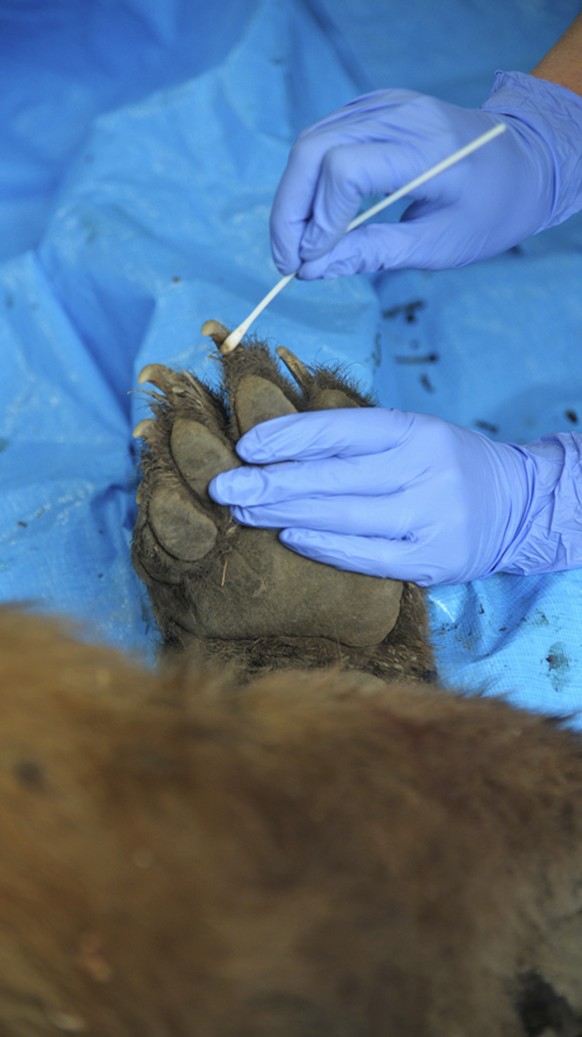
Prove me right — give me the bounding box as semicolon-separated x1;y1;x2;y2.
1;607;582;1036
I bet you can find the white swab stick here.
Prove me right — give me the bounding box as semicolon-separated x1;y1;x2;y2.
220;272;296;354
220;121;506;355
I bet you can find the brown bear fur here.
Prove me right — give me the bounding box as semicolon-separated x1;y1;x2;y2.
1;606;581;1036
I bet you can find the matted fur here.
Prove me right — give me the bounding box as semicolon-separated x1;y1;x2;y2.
0;607;581;1035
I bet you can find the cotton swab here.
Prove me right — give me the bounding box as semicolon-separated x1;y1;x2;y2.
218;121;507;355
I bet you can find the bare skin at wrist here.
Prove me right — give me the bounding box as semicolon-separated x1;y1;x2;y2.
531;11;582;96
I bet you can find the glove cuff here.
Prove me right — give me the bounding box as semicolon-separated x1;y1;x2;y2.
482;69;582;228
497;432;582;577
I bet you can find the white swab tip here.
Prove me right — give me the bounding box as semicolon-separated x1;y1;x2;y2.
219;329;243;355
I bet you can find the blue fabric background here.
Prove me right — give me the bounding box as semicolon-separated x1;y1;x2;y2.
1;0;582;725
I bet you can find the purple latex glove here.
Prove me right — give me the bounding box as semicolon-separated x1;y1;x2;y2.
270;71;582;279
209;409;582;587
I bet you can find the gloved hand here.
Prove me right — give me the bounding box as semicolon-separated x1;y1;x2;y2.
209;409;582;587
270;71;582;279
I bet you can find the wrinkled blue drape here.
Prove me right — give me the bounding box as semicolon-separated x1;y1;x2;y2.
1;0;582;724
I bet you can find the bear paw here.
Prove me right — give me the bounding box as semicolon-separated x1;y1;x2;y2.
132;323;433;682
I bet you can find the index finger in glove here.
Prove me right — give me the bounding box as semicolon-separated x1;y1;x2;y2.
234;408;416;464
270;124;358;273
209;452;415;508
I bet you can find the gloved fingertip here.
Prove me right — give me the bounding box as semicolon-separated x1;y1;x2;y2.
270;233;300;277
235;433;269;463
272;255;297;277
297;254;348;280
207;473;230;504
278;529;312;559
237;414;306;460
294;261;323;281
280;528;315;550
230;505;254;526
299;226;344;264
297;239;329;263
209;471;251;505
